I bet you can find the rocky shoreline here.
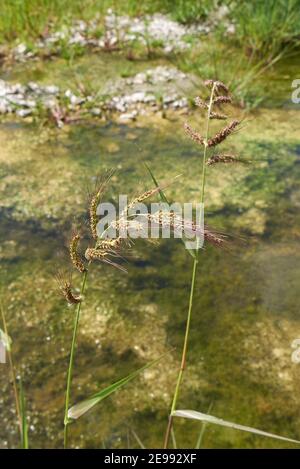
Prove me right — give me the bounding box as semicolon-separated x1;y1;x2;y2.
0;65;196;126
8;8;233;62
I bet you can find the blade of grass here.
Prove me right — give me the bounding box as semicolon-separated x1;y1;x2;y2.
68;352;169;420
131;429;145;449
195;402;213;448
19;379;28;449
173;410;300;444
171;427;177;449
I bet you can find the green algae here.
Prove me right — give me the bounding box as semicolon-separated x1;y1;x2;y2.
0;52;300;448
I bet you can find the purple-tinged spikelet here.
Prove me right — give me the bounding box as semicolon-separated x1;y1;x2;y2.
194;97;208;109
204;79;229;94
184;123;205;146
213;96;232;105
210;111;228;120
207;154;250;166
208;120;240;147
207;154;238;166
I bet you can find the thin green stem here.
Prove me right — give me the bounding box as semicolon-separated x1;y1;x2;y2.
0;301;22;445
63;270;88;449
164;84;216;449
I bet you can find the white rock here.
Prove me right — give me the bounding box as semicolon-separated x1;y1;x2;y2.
119;110;137;121
16;108;32;117
44;85;59;95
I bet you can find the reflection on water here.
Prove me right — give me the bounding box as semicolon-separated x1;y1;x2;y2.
0;92;300;448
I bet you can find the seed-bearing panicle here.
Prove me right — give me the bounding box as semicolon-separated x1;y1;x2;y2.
194;97;208;109
208;120;240;147
69;234;87;273
204;228;226;246
184;123;205;146
89;170;114;240
89;187;103;240
210;111;228;120
204;79;215;89
97;238;122;250
207;154;250;166
56;272;81;305
207;154;238;166
213;96;232;105
85;246;127;272
127;187;161;211
185;220;226;247
85;247;106;261
204;79;229;94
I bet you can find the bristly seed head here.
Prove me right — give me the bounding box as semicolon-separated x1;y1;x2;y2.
56;271;81;305
69;233;87;273
208;120;240;147
85;246;127;272
210;111;228;120
207;154;239;166
89;170;114;240
89;187;103;240
85;247;106;261
213;96;232;105
184;123;205;146
194;97;208;109
204;79;229;95
126;187;161;212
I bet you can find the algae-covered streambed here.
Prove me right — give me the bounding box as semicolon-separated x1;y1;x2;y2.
1;49;300;449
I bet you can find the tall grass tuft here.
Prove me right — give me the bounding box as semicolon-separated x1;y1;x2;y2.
163;80;241;448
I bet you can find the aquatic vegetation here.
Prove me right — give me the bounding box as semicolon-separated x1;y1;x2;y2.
1;1;300;451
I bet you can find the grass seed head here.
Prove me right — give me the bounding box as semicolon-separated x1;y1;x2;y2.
204;79;229;95
89;170;114;240
69;233;87;273
194;97;208;109
210;111;228;120
184;123;205;146
55;271;81;305
213;96;232;105
208;120;240;147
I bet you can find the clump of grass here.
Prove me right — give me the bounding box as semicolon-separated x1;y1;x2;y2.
227;0;300;60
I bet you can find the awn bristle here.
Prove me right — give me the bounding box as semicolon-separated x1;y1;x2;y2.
56;271;81;305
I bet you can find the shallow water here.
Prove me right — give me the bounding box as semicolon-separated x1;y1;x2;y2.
0;52;300;449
